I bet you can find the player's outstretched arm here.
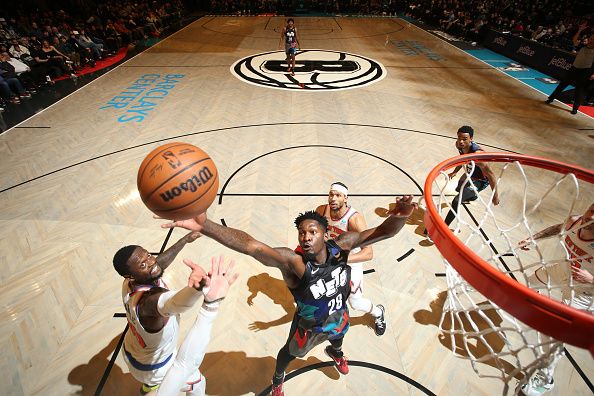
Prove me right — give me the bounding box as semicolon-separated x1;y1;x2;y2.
518;216;579;250
156;231;201;270
477;162;500;205
149;256;239;396
161;214;296;271
335;195;417;251
346;213;373;263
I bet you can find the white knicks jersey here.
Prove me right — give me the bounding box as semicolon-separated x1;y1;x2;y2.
323;205;361;254
563;217;594;311
564;217;594;274
122;279;180;368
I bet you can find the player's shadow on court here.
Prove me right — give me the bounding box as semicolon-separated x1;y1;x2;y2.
413;291;523;380
68;333;138;395
202;351;339;395
247;273;374;331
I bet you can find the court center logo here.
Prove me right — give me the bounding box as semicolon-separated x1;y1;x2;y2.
231;49;386;91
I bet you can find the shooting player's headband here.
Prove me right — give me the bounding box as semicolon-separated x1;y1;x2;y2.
330;183;348;197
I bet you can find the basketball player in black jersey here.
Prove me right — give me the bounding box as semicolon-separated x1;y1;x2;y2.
161;196;416;396
444;125;499;226
279;18;300;76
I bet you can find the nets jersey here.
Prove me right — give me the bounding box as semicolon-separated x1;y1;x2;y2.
323;205;361;254
122;279;179;371
285;27;297;47
460;141;487;182
291;240;351;336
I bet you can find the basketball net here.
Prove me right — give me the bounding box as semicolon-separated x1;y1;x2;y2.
426;156;593;395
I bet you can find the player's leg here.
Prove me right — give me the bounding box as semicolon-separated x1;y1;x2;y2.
325;336;349;375
271;343;296;395
444;178;478;226
183;370;205;396
285;47;291;72
290;49;296;75
348;264;386;336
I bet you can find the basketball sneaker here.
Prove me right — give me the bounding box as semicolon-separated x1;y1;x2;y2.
271;372;285;396
325;346;349;375
520;371;554;396
374;304;386;336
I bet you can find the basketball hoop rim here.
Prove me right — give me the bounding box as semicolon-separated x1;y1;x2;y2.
424;152;594;354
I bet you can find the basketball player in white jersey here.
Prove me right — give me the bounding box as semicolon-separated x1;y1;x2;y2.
113;231;209;395
315;182;387;336
145;256;239;396
518;202;594;395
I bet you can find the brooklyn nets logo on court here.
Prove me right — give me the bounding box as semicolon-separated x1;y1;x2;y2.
231;49;386;91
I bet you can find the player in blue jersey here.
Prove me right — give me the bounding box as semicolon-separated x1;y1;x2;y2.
161;196;416;396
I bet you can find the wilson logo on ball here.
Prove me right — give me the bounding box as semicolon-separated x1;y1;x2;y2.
159;166;214;202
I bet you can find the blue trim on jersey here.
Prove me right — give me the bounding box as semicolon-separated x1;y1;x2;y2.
124;347;173;371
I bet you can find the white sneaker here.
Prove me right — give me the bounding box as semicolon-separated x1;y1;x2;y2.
521;372;554;396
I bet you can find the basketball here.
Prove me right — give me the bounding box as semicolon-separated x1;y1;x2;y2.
137;142;219;220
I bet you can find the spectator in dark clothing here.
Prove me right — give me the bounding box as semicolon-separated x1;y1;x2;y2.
32;39;74;79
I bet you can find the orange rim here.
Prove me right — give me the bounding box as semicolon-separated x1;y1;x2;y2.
423;152;594;353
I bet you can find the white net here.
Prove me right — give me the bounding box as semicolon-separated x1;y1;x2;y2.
429;157;594;395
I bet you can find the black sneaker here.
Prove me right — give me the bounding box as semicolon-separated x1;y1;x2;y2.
374;304;386;336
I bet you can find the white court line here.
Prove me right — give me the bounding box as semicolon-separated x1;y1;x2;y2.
2;16;205;135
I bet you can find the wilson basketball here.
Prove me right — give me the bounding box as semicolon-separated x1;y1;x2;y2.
137;142;219;220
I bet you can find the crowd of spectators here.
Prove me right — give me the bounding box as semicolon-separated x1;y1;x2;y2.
0;0;184;109
207;0;400;16
206;0;593;53
402;0;594;52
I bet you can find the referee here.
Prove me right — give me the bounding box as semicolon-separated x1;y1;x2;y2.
546;22;594;115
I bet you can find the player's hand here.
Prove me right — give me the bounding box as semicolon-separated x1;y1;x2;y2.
183;259;209;290
447;171;457;179
248;321;270;332
492;195;500;205
389;195;417;218
571;266;594;284
159;212;207;232
204;255;239;302
518;238;533;251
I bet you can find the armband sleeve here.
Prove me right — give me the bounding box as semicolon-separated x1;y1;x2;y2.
157;287;202;317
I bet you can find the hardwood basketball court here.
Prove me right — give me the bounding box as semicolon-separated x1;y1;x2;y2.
1;16;592;396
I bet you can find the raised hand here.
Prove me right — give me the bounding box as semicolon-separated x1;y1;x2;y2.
183;259;209;290
248;321;270;332
158;212;207;232
204;255;239;302
572;266;594;284
388;195;418;218
518;238;532;251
